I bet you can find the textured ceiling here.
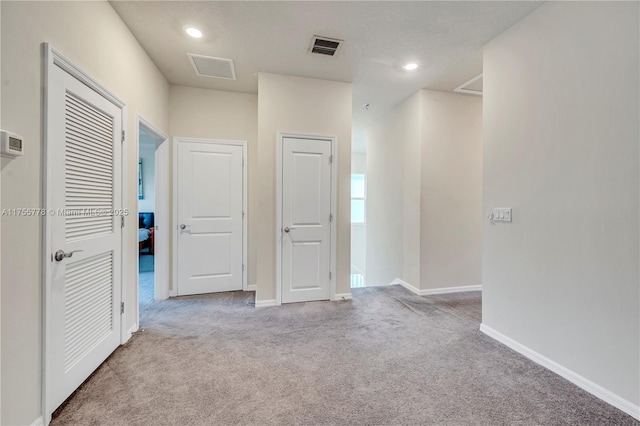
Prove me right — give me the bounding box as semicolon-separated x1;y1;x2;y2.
111;1;542;126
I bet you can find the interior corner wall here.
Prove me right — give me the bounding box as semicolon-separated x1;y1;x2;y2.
256;73;352;302
0;2;170;424
420;90;482;290
168;85;258;288
483;1;639;408
366;92;421;286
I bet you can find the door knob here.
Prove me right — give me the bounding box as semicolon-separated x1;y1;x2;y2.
54;249;83;262
180;224;190;230
283;227;290;233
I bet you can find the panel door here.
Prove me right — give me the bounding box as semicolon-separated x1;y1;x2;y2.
281;137;332;303
48;62;122;411
177;141;244;295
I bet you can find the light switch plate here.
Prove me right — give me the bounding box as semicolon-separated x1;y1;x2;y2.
493;207;512;222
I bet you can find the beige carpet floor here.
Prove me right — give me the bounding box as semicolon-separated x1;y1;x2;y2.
51;285;638;425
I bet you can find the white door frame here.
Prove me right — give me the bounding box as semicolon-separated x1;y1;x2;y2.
135;115;168;330
172;137;248;295
42;43;127;423
276;132;338;305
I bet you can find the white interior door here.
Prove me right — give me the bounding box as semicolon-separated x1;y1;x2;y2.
176;141;244;295
47;60;122;411
281;137;332;303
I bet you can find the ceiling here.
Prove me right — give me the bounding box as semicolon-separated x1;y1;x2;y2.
110;1;542;127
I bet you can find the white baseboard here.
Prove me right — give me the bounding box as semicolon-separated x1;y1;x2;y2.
391;278;421;294
122;323;139;344
391;278;482;296
480;323;640;421
246;284;257;292
31;416;44;426
333;293;352;301
421;285;482;295
255;299;277;308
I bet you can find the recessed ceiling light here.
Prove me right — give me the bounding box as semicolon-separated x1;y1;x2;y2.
185;27;203;39
403;62;419;71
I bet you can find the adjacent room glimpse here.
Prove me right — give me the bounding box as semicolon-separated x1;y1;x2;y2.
138;133;157;312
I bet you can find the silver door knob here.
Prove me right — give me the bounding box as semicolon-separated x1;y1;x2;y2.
180;224;190;230
283;227;290;233
54;249;83;262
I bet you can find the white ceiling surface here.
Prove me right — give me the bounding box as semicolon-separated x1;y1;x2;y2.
111;1;541;126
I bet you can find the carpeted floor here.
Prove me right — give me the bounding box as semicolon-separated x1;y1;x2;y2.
51;286;638;425
139;254;154;311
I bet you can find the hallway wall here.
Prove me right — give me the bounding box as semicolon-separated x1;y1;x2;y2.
483;0;639;411
0;2;169;424
257;73;352;302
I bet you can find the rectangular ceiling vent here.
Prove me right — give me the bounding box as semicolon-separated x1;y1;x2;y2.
188;54;236;80
309;36;343;57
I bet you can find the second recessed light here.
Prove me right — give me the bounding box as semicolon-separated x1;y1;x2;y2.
185;27;203;39
403;62;418;71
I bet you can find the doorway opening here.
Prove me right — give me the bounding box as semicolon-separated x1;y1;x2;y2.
136;117;168;322
138;132;155;311
351;127;367;288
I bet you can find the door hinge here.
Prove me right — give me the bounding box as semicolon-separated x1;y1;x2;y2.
329;272;332;280
120;302;125;314
121;216;125;228
242;211;245;219
329;214;333;222
329;155;333;164
242;264;245;271
121;130;125;143
242;158;245;167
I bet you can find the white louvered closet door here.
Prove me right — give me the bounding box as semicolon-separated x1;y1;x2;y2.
48;63;122;411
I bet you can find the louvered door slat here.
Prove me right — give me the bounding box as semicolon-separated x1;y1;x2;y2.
66;115;113;143
65;151;112;173
63;251;113;372
65;92;114;242
66;164;112;179
65;285;112;332
66;140;113;164
66;94;113;128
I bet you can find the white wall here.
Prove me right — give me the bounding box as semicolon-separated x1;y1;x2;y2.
402;94;423;287
257;73;352;302
169;85;258;287
0;2;169;424
366;92;421;285
366;90;482;291
420;91;482;290
483;0;639;411
351;152;366;275
138;138;156;213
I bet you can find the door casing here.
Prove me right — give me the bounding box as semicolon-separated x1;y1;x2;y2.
172;137;248;296
42;43;126;423
276;132;338;305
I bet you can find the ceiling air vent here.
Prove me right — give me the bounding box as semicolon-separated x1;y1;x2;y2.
309;36;343;57
188;54;236;80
